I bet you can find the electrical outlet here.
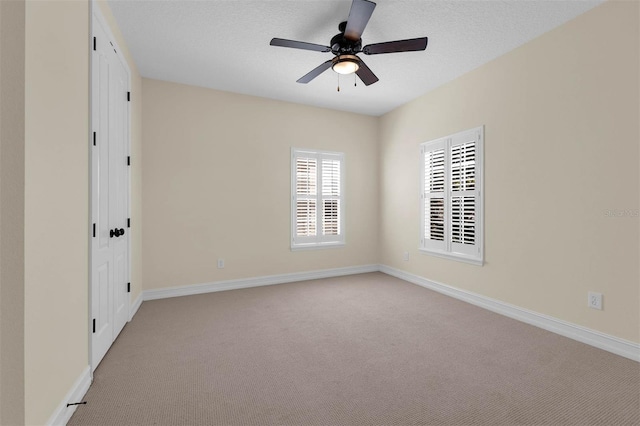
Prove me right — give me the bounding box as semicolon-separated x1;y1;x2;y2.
217;258;225;269
588;292;602;310
403;251;410;261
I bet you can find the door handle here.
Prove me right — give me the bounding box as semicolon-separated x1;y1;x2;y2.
110;228;126;238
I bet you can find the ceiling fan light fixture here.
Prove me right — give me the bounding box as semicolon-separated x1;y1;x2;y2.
332;55;360;75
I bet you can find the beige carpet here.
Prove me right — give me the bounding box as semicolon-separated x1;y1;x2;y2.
69;272;639;425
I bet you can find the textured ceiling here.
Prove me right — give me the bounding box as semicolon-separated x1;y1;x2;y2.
108;0;602;116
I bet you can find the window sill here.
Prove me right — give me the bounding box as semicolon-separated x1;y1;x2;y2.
418;248;483;266
291;242;345;251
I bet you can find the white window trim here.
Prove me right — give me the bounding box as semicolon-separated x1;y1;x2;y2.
291;148;345;251
419;126;484;265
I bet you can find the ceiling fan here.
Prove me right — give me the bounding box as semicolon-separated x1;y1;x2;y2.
270;0;428;87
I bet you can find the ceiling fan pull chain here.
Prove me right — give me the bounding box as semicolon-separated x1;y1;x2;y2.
354;73;357;87
337;73;340;92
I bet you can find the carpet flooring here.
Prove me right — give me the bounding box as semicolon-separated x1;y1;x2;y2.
69;272;640;425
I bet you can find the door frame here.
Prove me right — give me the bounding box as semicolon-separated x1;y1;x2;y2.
89;0;132;373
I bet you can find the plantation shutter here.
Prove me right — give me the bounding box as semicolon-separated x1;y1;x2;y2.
420;126;483;264
292;149;344;248
295;156;317;241
321;156;341;239
421;139;447;252
449;132;479;257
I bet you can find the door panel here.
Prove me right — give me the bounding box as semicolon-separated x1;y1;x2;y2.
91;19;114;369
97;52;110;251
110;46;129;339
92;262;111;365
91;9;130;371
113;249;127;335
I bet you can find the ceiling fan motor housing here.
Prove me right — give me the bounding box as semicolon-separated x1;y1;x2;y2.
330;22;362;55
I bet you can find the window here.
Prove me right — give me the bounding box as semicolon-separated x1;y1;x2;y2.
291;148;344;250
420;126;483;265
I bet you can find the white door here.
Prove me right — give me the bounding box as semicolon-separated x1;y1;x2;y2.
91;10;130;371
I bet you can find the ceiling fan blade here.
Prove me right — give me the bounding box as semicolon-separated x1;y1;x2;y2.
363;37;428;55
297;60;333;84
344;0;376;41
270;38;331;53
355;59;379;86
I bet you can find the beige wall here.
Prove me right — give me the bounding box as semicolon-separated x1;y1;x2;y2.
0;0;26;424
95;0;143;305
142;78;379;290
24;1;90;423
379;0;639;343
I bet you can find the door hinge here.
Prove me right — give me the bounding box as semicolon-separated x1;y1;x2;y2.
127;156;130;166
127;218;130;228
93;37;96;51
92;223;96;238
92;131;96;146
127;92;130;102
92;319;96;333
127;283;130;293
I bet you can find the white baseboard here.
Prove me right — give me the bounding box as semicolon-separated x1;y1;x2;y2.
129;292;143;321
379;265;640;362
143;264;379;301
46;365;91;426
